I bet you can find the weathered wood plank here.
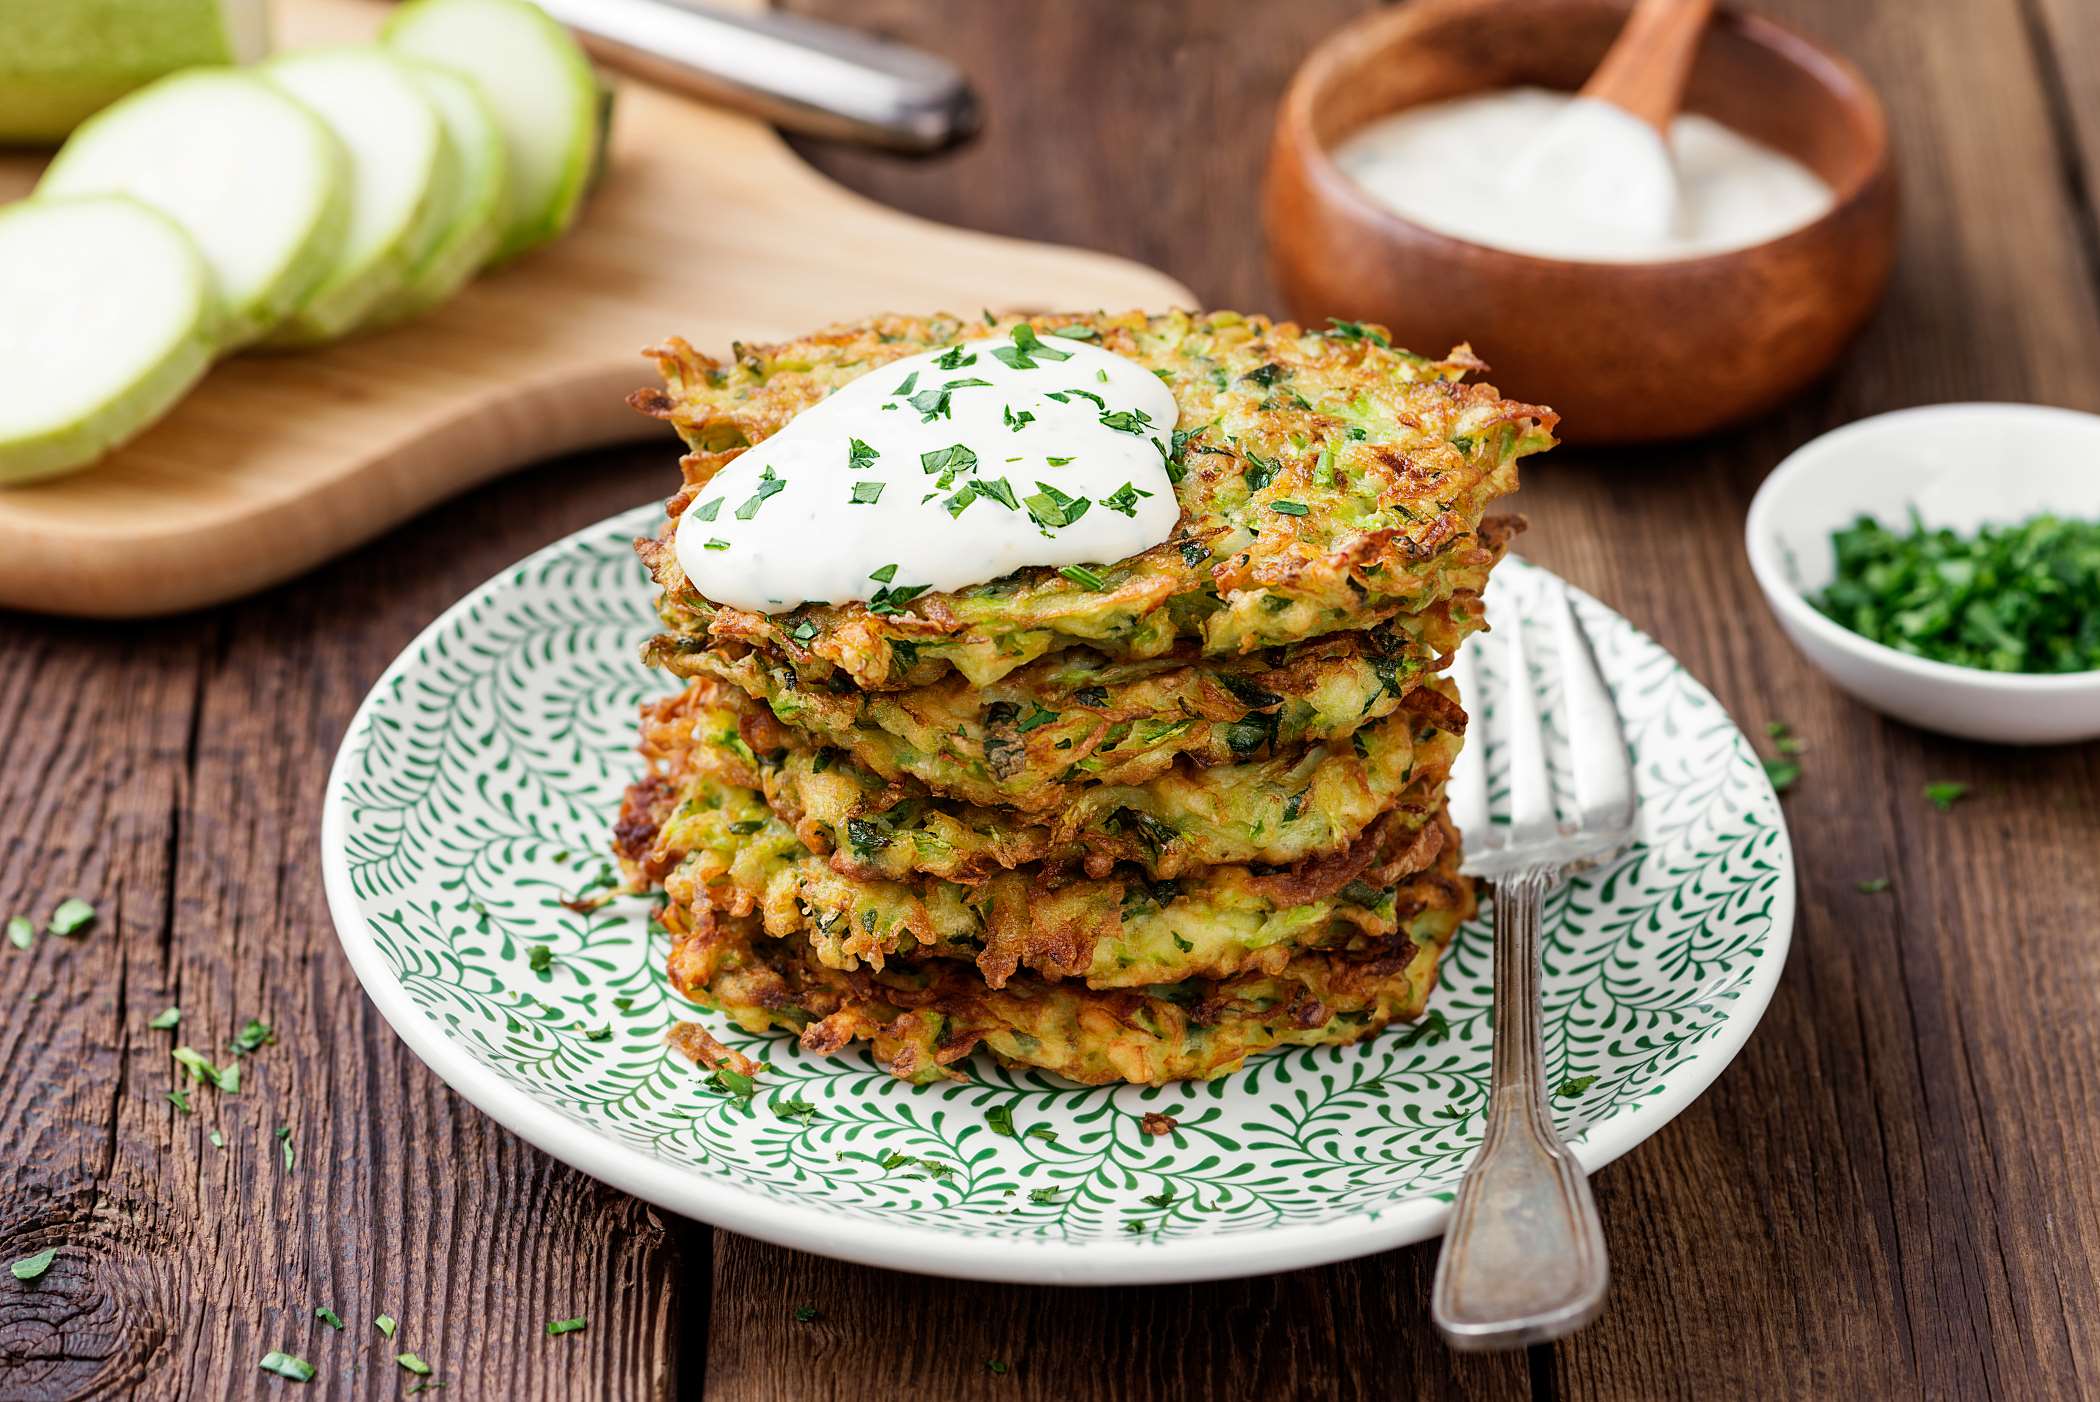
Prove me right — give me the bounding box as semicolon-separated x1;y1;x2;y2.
4;2;2098;1398
0;614;205;1398
0;451;698;1400
781;0;1372;311
1517;0;2100;1395
704;1234;1530;1402
747;3;2100;1400
2027;0;2100;302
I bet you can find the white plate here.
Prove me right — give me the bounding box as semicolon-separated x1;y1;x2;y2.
322;504;1794;1285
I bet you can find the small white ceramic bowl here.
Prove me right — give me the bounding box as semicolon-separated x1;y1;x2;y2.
1745;402;2100;745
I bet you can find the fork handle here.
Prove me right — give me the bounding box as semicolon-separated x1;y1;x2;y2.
1431;869;1610;1350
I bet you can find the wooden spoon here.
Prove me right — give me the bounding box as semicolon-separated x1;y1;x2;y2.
1506;0;1718;239
1581;0;1719;133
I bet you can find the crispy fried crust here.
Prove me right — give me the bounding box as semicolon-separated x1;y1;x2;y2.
671;802;1459;989
632;309;1551;690
626;671;1464;884
619;665;1468;987
661;831;1474;1086
648;587;1489;812
634;705;1464;987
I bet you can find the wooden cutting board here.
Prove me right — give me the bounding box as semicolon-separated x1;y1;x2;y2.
0;0;1192;618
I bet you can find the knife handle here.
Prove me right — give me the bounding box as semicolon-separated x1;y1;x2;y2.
539;0;979;152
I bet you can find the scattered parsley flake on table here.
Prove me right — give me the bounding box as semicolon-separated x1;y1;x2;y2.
1925;781;1970;811
6;916;32;950
315;1306;343;1330
47;898;94;936
546;1316;587;1336
793;1306;818;1323
172;1046;237;1092
1857;878;1891;894
376;1314;397;1339
396;1352;432;1376
11;1247;56;1280
1556;1075;1598;1097
1760;721;1805;791
258;1351;314;1382
147;1007;181;1030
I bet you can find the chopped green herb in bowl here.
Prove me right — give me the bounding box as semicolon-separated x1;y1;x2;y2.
1809;510;2098;675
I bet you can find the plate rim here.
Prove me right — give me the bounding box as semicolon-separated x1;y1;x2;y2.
321;503;1796;1287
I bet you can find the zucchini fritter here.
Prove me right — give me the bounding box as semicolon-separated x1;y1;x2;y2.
629;701;1461;990
630;673;1464;885
663;830;1473;1086
624;307;1535;1085
632;309;1554;690
648;588;1490;813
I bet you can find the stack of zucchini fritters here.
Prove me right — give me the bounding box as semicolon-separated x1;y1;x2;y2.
616;310;1555;1086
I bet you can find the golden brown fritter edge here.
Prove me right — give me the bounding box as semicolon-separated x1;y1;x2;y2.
643;581;1496;815
626;670;1466;885
660;828;1474;1087
631;309;1551;690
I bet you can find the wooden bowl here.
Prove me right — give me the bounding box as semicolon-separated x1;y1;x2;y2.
1264;0;1896;443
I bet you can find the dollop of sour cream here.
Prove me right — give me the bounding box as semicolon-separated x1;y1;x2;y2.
674;329;1180;613
1334;87;1834;263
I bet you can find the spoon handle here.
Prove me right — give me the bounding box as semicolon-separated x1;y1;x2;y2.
1430;870;1609;1351
1580;0;1717;132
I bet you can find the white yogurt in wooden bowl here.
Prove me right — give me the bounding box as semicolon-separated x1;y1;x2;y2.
1332;86;1834;263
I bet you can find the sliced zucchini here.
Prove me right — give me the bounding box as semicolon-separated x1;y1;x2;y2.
263;46;457;346
0;0;270;143
38;69;348;347
384;0;601;262
362;60;508;329
0;196;216;484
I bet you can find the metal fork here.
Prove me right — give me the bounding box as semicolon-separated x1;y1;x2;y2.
1431;581;1637;1350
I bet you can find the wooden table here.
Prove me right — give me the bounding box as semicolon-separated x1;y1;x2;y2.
2;0;2096;1395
